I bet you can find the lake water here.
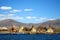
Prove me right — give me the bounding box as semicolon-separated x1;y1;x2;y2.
0;34;60;40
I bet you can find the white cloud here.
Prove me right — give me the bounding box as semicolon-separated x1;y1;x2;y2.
0;14;24;20
47;18;55;20
34;17;47;23
10;9;21;13
6;14;23;20
0;14;5;17
7;14;15;17
15;16;24;20
26;16;47;22
32;17;36;19
0;14;56;23
0;17;6;20
39;17;46;20
26;16;32;19
0;14;15;17
26;16;36;19
0;6;12;10
0;14;15;19
34;18;56;23
24;8;32;11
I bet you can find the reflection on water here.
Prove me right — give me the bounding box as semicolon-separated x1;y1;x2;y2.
0;34;60;40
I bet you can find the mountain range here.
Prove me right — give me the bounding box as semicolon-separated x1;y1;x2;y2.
0;19;60;28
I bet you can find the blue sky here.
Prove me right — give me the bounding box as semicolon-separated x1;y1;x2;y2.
0;0;60;23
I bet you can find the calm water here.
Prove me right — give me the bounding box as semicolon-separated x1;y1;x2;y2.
0;34;60;40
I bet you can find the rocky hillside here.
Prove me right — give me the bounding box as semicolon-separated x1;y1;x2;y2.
0;19;26;27
40;19;60;28
0;19;60;28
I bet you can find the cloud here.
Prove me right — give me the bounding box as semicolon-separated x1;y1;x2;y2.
0;14;15;17
26;16;36;19
26;16;32;19
34;17;57;23
34;17;48;23
47;18;55;20
32;17;37;19
0;6;12;10
15;16;24;20
39;17;46;20
0;6;33;13
10;9;22;13
7;14;15;17
24;8;32;11
0;6;22;13
0;17;6;20
0;14;56;23
25;17;47;23
0;14;15;19
0;14;5;17
0;14;24;20
26;16;47;22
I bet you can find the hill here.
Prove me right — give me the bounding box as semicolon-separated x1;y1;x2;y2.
0;19;25;27
40;19;60;28
0;19;60;28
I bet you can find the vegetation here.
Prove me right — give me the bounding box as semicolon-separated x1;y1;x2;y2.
55;28;60;32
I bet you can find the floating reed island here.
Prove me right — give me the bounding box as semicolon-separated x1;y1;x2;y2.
0;25;60;34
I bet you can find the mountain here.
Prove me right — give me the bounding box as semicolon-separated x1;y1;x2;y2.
0;19;36;28
40;19;60;28
0;19;60;28
0;19;26;27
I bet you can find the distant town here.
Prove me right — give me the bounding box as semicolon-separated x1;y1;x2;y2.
0;25;60;34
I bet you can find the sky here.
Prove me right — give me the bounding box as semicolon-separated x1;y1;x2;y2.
0;0;60;23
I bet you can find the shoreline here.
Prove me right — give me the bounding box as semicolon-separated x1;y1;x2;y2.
0;32;60;34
